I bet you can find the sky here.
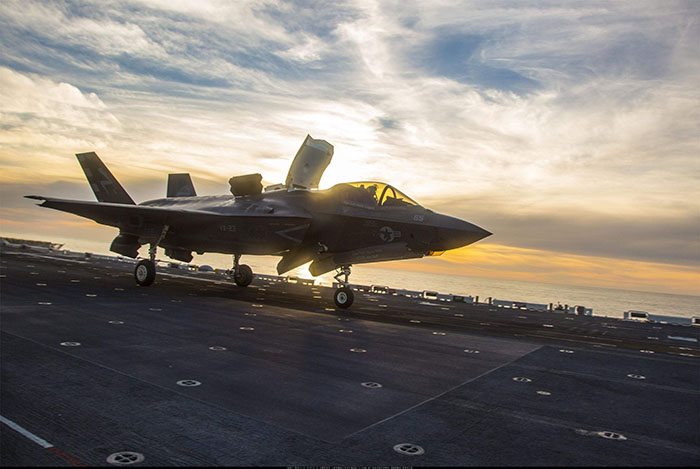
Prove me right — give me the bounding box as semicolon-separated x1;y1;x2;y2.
0;0;698;295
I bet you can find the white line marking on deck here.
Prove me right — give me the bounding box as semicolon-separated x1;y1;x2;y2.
668;336;697;343
1;415;53;448
1;415;89;465
345;345;545;439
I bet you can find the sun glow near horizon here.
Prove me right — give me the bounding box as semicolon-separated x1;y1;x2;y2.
1;1;698;297
381;244;700;297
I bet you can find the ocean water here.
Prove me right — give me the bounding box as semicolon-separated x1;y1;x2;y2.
193;253;699;319
346;265;700;319
10;235;698;320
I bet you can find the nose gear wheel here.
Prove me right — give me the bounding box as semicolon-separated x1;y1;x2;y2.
334;286;354;308
134;259;156;286
333;265;354;308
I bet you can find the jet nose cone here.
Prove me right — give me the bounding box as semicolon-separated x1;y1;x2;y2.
430;216;491;252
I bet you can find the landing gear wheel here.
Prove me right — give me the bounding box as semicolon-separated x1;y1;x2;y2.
135;259;156;286
234;264;253;287
334;287;354;309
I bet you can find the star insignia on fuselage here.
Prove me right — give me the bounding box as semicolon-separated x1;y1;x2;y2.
379;226;401;242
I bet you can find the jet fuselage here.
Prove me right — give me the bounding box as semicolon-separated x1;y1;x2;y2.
134;182;490;275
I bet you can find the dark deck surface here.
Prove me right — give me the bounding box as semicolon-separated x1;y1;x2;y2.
1;244;699;466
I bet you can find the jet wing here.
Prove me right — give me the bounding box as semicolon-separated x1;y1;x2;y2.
25;196;312;249
27;196;213;228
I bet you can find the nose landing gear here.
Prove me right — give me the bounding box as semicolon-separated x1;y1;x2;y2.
333;265;354;308
134;259;156;286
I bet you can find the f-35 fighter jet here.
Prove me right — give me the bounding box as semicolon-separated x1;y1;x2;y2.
27;135;490;308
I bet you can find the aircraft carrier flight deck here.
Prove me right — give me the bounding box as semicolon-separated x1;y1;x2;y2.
1;242;698;466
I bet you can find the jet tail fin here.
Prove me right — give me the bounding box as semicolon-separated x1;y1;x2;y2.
76;152;135;204
167;173;197;197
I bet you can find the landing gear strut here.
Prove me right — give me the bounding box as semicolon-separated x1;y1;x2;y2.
333;265;354;308
134;225;168;286
232;253;253;287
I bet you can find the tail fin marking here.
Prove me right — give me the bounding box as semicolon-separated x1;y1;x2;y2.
76;152;135;204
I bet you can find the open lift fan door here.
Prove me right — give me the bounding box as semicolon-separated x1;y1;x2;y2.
285;135;333;190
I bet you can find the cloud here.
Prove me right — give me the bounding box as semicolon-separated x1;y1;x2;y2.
390;242;700;296
0;66;115;124
483;211;700;267
0;66;122;179
0;0;698;294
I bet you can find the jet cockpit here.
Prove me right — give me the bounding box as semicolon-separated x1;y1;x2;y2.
332;181;420;208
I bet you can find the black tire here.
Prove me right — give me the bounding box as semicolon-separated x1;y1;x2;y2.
134;259;156;286
234;264;253;287
334;287;354;308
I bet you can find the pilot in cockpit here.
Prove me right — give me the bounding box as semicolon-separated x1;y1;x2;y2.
352;184;377;206
367;184;378;204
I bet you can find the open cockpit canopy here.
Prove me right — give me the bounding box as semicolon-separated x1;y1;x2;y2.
332;182;421;207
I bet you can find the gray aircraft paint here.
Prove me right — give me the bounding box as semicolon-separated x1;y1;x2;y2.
167;174;197;198
27;136;490;277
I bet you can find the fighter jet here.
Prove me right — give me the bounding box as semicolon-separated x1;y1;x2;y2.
26;135;490;308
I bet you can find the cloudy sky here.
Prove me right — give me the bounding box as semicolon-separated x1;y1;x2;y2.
1;0;698;295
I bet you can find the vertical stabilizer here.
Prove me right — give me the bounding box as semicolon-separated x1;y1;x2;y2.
167;173;197;197
75;152;135;204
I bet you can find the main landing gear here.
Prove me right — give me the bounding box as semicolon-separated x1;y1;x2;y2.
232;253;253;287
134;225;169;286
333;265;354;308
